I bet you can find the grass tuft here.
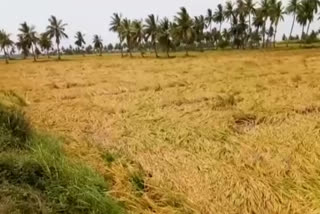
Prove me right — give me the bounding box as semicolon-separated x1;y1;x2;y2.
130;172;145;194
0;104;31;149
102;152;117;165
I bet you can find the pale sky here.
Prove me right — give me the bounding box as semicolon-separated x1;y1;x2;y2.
1;0;319;47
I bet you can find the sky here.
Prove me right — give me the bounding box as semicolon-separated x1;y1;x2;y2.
1;0;319;47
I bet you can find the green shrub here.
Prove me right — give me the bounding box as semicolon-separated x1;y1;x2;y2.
0;134;124;214
0;104;31;146
0;126;22;150
30;134;124;214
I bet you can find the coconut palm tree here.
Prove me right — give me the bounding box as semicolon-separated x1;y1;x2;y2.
93;35;103;56
268;0;278;47
224;1;236;26
194;15;206;51
253;8;264;47
18;22;38;62
132;19;145;57
303;0;315;37
233;0;248;49
286;0;299;46
236;0;246;16
16;35;29;59
0;30;13;64
311;0;320;13
259;0;270;48
205;9;214;32
74;31;86;56
244;0;256;35
109;13;124;57
224;1;237;48
296;0;309;41
145;14;159;57
174;7;195;56
158;18;172;58
46;15;68;60
39;33;52;58
273;1;285;47
120;18;133;57
213;4;225;35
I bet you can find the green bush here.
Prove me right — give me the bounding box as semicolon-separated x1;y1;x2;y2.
0;126;22;150
0;104;31;147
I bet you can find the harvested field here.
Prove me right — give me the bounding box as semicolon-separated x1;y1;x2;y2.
1;49;320;214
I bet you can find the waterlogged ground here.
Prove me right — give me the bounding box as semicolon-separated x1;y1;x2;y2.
1;49;320;214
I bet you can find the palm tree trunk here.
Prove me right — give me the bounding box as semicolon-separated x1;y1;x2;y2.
120;46;124;57
210;23;214;48
248;14;252;48
118;34;124;58
47;49;50;58
256;26;260;48
301;25;305;43
287;12;296;47
57;42;61;60
306;20;311;41
262;19;266;48
267;22;273;48
273;24;278;48
99;48;102;56
154;42;158;58
185;44;189;56
166;40;170;58
248;14;251;35
4;49;8;64
128;39;132;57
31;44;36;62
229;20;234;49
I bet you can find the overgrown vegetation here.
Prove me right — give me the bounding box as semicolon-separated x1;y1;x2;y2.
0;102;123;214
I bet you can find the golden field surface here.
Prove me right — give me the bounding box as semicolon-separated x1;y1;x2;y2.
1;49;320;214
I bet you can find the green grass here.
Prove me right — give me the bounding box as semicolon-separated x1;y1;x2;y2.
0;103;124;214
0;103;31;148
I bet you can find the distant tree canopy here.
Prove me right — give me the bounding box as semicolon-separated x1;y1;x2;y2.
1;0;320;63
109;0;320;57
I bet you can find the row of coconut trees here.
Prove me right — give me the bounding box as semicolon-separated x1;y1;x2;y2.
0;0;320;63
0;16;104;64
109;0;320;57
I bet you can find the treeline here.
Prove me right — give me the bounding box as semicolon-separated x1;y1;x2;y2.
110;0;320;57
0;16;105;64
0;0;320;63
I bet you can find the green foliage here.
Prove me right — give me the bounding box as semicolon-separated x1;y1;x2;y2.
130;172;145;193
305;30;319;43
217;39;230;49
0;106;124;214
0;126;25;151
0;104;31;147
0;30;13;63
102;152;116;164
